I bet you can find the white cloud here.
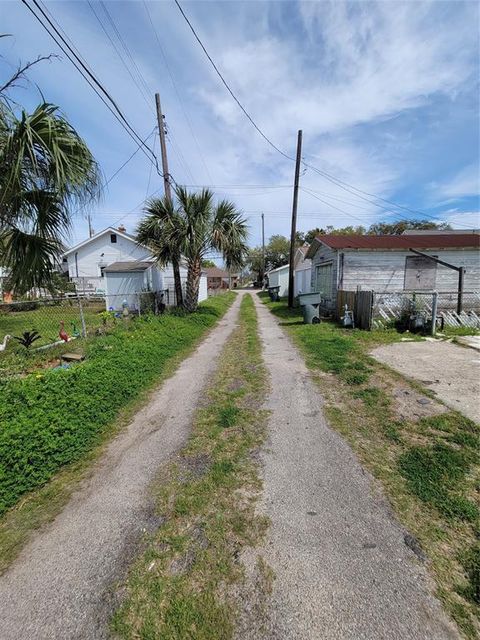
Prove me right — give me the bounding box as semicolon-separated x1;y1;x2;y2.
435;164;480;199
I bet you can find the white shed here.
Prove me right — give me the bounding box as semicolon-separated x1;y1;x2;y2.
294;246;312;296
268;264;290;297
104;261;162;311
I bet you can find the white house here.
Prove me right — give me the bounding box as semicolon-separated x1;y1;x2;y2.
267;263;290;297
305;233;480;313
63;225;152;295
294;246;312;296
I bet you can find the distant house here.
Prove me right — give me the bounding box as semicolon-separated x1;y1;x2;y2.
63;225;152;295
204;267;238;290
267;263;290;297
305;233;480;313
294;245;312;296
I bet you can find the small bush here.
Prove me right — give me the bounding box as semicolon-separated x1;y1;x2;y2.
0;294;234;515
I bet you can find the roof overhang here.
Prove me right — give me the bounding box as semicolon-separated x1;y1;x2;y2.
63;227;150;256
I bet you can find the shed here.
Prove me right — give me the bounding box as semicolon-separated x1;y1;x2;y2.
104;261;162;311
294;246;312;296
267;264;290;297
306;233;480;313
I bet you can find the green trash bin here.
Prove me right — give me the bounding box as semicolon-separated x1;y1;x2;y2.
302;303;320;324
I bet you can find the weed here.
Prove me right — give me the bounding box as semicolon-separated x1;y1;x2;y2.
218;405;240;428
458;544;480;605
0;294;236;516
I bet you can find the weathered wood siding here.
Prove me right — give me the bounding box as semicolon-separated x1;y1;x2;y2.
341;249;480;292
310;244;339;311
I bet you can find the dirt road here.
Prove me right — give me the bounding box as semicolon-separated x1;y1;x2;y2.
0;294;244;639
248;294;459;639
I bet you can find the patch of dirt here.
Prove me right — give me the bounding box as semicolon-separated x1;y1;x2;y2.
178;453;212;481
390;386;447;422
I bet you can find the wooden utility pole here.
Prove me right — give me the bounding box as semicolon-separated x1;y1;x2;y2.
155;92;183;306
261;212;265;285
288;130;303;307
87;213;93;238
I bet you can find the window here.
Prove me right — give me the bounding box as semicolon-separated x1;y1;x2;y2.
100;266;106;278
315;263;333;298
404;255;437;290
110;233;117;243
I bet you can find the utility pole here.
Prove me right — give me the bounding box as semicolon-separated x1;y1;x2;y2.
155;92;183;306
261;212;265;285
87;213;93;238
155;92;171;201
288;129;302;307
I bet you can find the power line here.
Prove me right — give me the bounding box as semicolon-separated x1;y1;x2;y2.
87;0;154;113
23;0;161;174
174;0;294;161
143;0;214;184
174;0;473;229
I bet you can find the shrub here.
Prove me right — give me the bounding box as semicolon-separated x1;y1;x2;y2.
0;294;234;515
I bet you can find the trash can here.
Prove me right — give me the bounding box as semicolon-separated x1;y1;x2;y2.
268;286;280;301
298;292;322;325
302;303;320;324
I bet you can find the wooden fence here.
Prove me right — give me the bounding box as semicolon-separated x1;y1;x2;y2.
336;290;374;330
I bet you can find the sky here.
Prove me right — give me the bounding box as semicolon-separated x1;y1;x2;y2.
1;0;479;255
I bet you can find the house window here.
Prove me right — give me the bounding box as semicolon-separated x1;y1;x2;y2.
100;266;106;278
315;263;333;298
404;255;437;290
110;233;117;243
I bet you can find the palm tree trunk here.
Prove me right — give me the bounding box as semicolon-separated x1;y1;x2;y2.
172;258;183;307
185;258;201;312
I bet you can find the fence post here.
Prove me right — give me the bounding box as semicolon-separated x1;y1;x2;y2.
76;289;87;338
431;291;438;336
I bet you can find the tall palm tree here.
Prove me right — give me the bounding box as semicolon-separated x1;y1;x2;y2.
0;102;100;293
137;186;248;312
136;196;184;307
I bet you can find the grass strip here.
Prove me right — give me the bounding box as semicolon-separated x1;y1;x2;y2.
260;293;479;638
0;294;236;570
112;294;270;640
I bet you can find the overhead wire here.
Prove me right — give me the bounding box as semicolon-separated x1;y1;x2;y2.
174;0;473;229
143;0;214;184
23;0;161;175
86;0;154;114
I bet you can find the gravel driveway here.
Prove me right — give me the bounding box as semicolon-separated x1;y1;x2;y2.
0;294;244;639
371;339;480;423
248;294;459;639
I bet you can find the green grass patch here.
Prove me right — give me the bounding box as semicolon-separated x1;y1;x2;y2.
260;293;480;637
0;294;236;517
398;444;478;522
112;294;270;640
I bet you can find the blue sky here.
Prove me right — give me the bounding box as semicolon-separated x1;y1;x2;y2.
1;0;479;250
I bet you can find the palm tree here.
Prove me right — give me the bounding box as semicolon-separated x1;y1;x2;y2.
0;102;100;293
137;186;248;312
136;196;184;307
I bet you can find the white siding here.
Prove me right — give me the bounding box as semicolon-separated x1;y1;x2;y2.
66;230;152;294
341;249;480;292
268;265;290;297
198;275;208;302
105;271;148;311
294;267;312;295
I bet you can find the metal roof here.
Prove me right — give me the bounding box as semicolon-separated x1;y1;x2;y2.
306;233;480;258
104;261;153;273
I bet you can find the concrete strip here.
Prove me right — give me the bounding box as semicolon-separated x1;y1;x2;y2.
371;340;480;424
250;295;459;639
0;293;244;640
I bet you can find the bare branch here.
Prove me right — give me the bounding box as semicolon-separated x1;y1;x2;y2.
0;54;58;94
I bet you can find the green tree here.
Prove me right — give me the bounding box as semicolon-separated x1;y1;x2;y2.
201;259;216;268
265;234;290;270
367;219;451;235
0;56;100;293
137;187;248;312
